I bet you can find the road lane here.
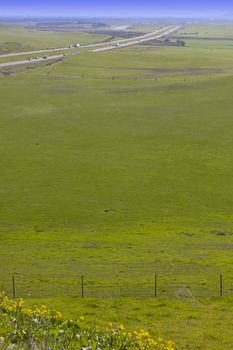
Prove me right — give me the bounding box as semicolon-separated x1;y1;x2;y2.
0;48;72;59
0;25;184;68
92;26;183;52
0;25;176;59
0;54;64;68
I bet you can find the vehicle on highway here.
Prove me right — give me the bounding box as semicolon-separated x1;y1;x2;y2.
43;56;48;59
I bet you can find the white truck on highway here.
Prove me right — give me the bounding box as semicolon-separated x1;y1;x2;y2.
69;44;80;49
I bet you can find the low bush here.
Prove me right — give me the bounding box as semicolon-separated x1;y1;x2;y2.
0;292;175;350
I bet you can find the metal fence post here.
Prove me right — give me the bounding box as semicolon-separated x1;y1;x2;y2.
12;276;16;299
154;274;157;298
81;275;84;298
220;273;223;297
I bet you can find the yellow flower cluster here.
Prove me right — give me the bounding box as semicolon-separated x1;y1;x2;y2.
106;323;175;349
134;330;174;350
0;292;62;320
0;292;175;350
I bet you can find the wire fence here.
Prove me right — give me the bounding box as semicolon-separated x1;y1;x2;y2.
1;270;232;300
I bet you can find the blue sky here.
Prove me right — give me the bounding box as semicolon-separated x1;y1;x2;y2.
1;0;233;18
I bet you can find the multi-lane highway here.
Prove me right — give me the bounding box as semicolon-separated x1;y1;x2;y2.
0;54;65;68
0;25;184;68
92;25;183;52
0;48;71;59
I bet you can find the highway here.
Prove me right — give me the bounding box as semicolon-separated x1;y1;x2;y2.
0;47;71;59
84;26;173;48
0;54;64;68
0;26;172;59
0;25;183;58
92;25;183;52
0;25;183;68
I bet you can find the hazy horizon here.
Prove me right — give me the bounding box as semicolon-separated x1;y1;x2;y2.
1;0;233;19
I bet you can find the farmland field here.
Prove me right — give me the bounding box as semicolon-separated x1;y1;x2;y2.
1;21;233;349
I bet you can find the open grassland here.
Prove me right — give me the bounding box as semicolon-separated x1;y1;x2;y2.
170;23;233;53
0;294;175;350
0;24;110;53
28;296;233;350
1;23;233;349
178;22;233;37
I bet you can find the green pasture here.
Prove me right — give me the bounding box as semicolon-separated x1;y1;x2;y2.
179;22;233;37
26;296;233;350
0;24;110;53
1;23;233;349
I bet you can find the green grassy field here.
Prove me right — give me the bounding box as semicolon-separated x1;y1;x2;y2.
0;24;110;53
1;22;233;349
178;22;233;37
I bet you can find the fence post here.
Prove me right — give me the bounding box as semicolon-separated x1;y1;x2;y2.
12;276;16;299
154;274;157;298
220;273;223;297
81;275;84;298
